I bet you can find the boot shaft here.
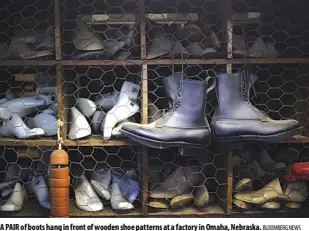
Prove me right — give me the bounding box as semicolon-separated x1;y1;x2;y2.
217;72;257;104
216;72;262;120
162;72;183;108
158;79;207;128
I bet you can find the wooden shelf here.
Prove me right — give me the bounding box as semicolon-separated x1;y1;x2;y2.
145;58;309;65
69;201;142;217
1;58;309;66
280;135;309;144
148;206;226;217
0;138;57;146
60;60;143;66
231;208;309;217
0;135;307;147
63;137;135;146
0;60;58;66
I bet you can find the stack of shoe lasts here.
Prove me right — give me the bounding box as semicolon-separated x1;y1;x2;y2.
232;34;278;58
73;165;140;211
233;178;308;210
0;163;51;212
72;18;137;60
68;98;95;140
176;21;221;58
146;21;220;59
0;92;57;139
26;107;58;137
71;81;140;140
148;166;212;210
1;26;54;60
233;147;286;179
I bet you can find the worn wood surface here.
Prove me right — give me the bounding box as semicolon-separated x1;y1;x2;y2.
1;58;309;66
54;0;61;60
227;152;233;215
63;137;135;146
0;138;57;146
69;201;142;217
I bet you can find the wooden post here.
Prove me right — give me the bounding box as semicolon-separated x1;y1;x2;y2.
139;0;149;216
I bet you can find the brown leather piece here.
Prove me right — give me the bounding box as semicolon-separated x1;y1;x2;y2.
50;150;68;166
50;188;69;198
50;167;69;179
50;177;70;188
51;206;69;217
51;197;69;207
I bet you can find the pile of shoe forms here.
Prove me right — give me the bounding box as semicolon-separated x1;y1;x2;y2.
233;148;287;179
232;34;278;58
68;81;140;141
0;88;57;139
0;26;54;60
147;166;224;213
232;147;307;210
0;162;51;212
74;165;140;211
146;21;221;59
72;18;137;60
233;177;308;210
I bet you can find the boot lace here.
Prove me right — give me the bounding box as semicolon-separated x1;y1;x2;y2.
240;71;269;119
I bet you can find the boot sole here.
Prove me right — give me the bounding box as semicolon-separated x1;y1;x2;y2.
212;127;302;152
121;130;209;149
215;127;302;143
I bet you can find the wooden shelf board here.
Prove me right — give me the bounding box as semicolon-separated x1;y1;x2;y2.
69;201;142;217
0;135;307;147
0;138;57;146
1;58;309;66
61;58;309;66
0;60;58;66
148;206;226;217
63;137;135;146
60;60;143;66
280;135;309;144
146;58;309;65
231;208;309;217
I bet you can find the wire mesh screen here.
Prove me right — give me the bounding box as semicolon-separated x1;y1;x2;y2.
147;148;227;216
231;0;309;59
0;145;54;217
60;0;140;60
145;0;223;60
67;146;143;216
0;0;309;219
0;0;54;60
232;143;309;217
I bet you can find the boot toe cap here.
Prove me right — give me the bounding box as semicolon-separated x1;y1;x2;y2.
121;122;144;133
279;119;300;131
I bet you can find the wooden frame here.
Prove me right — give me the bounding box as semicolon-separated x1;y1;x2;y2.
0;0;308;218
